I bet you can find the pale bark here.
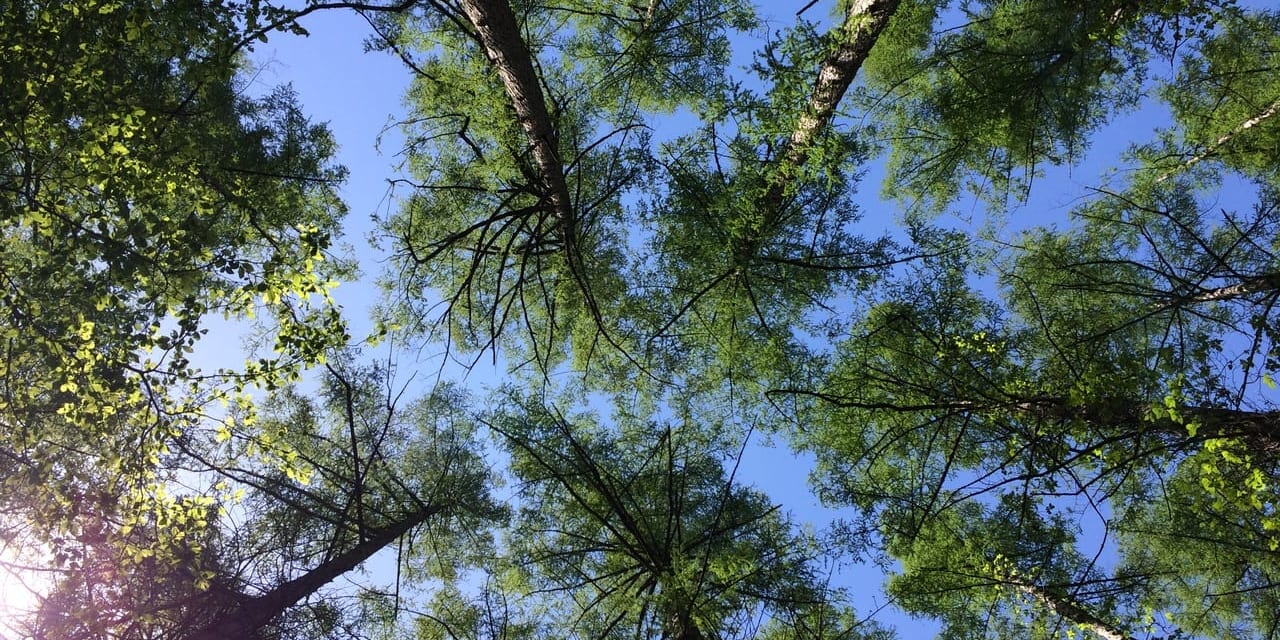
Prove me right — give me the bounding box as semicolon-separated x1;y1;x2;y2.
1165;272;1280;307
644;0;660;27
763;0;901;209
1157;96;1280;182
666;609;705;640
1015;581;1133;640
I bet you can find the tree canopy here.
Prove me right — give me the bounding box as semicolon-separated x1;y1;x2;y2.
3;0;1279;639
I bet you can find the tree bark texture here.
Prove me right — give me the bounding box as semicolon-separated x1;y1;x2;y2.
459;0;575;232
764;0;901;209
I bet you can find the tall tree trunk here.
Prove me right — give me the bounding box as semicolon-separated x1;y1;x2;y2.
1157;95;1280;182
736;0;899;268
1015;581;1135;640
458;0;627;346
1014;396;1280;455
779;389;1280;454
186;505;441;640
1161;272;1280;308
458;0;575;238
763;0;901;209
666;607;705;640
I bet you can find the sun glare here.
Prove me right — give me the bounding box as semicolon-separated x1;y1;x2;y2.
0;560;43;639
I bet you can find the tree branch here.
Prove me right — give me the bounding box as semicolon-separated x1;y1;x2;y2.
1157;95;1280;182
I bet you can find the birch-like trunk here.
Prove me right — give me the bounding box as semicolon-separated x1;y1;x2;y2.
763;0;901;209
1160;272;1280;308
1158;96;1280;182
1015;581;1134;640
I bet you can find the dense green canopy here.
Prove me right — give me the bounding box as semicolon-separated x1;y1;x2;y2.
2;0;1279;639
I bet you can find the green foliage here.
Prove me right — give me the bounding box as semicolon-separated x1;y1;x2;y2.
24;357;502;640
799;6;1280;633
885;497;1125;640
638;89;886;388
379;0;756;377
804;178;1280;635
1160;8;1280;185
0;0;350;550
860;0;1237;214
1115;447;1280;640
486;389;873;639
7;1;1280;639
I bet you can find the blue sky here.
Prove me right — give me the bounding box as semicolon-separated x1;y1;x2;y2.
245;8;939;633
240;2;1228;636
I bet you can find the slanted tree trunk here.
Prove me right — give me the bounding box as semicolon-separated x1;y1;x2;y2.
1157;95;1280;182
1014;581;1135;640
457;0;633;346
736;0;900;268
1161;272;1280;308
763;0;901;209
458;0;575;239
1011;396;1280;455
186;505;440;640
778;389;1280;455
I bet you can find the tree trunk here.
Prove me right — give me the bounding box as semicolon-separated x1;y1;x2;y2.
186;505;440;640
1015;581;1134;640
457;0;625;342
781;389;1280;454
1012;396;1280;455
459;0;575;234
666;608;704;640
1162;272;1280;308
763;0;901;209
736;0;899;269
1157;95;1280;182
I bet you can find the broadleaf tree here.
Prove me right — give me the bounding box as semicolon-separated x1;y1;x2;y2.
1;0;351;565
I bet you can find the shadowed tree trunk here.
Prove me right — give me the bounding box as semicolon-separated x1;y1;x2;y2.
186;505;440;640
